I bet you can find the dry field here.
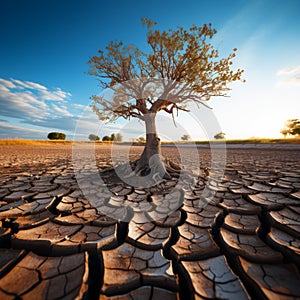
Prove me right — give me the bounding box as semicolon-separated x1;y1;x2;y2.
0;144;300;299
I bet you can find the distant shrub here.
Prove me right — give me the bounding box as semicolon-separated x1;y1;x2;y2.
136;136;146;143
214;132;226;140
47;132;66;140
89;134;100;141
102;135;111;141
110;133;123;142
115;133;123;142
181;134;190;141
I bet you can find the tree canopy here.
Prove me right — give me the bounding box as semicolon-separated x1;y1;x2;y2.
88;19;244;124
102;135;111;141
47;132;66;140
281;119;300;137
88;19;244;178
89;134;100;141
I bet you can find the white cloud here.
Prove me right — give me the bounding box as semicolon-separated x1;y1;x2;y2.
9;78;71;101
0;121;47;139
279;74;300;87
277;65;300;75
276;65;300;87
71;103;86;109
0;77;80;138
0;85;9;92
40;88;72;101
0;78;72;119
0;78;17;89
52;104;73;117
11;79;47;90
0;87;49;120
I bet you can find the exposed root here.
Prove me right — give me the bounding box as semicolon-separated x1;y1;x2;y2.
165;159;182;175
167;159;182;171
99;157;196;189
99;158;183;187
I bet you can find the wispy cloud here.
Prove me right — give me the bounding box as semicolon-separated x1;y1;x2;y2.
0;121;47;139
52;104;73;117
0;78;17;89
276;65;300;87
0;77;79;138
0;77;134;140
8;78;71;101
40;88;72;101
23;116;77;132
0;77;69;120
280;74;300;87
277;65;300;75
11;79;47;91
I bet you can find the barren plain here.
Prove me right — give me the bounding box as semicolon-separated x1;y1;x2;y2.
0;144;300;299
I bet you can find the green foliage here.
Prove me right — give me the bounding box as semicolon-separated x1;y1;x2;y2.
181;134;190;141
281;119;300;137
110;133;116;141
47;132;66;140
102;135;111;141
88;134;100;141
214;132;226;140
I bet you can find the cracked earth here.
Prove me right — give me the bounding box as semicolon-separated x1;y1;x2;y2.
0;144;299;299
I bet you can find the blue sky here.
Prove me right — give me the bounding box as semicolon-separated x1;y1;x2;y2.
0;0;299;140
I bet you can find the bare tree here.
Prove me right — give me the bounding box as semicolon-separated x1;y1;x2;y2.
88;19;244;178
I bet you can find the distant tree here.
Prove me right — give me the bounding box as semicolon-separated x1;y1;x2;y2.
47;132;66;140
137;136;146;143
181;134;190;141
281;119;300;137
110;133;116;141
280;129;289;138
88;19;244;177
214;132;226;140
102;135;111;141
115;133;123;142
89;134;100;141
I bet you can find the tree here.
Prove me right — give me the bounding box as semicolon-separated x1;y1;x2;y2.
181;134;190;141
47;132;66;140
115;133;123;142
102;135;111;141
214;132;226;140
88;19;244;178
281;119;300;137
137;136;146;143
280;129;289;138
110;133;116;141
89;134;100;141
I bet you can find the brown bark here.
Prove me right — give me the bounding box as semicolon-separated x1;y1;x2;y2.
135;113;170;179
136;113;160;167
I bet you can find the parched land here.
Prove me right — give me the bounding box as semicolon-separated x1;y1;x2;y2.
0;144;300;299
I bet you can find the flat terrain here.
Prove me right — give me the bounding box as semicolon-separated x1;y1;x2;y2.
0;144;300;299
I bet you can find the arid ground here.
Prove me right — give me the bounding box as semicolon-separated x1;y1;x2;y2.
0;144;300;299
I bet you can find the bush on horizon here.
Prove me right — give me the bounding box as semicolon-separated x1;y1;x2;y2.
89;134;100;141
47;132;66;140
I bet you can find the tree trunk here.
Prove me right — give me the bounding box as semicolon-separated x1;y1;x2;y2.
135;113;169;179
